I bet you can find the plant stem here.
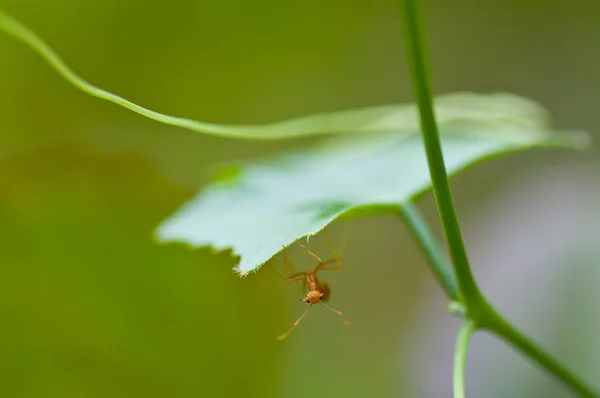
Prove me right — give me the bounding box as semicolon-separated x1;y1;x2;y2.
398;0;599;396
0;8;355;141
400;205;600;397
398;0;481;304
399;206;600;397
453;319;476;398
484;311;599;397
397;202;459;300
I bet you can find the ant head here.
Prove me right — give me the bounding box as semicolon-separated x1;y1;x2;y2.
301;290;324;304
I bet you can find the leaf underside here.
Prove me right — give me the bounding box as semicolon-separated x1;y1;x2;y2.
154;93;588;275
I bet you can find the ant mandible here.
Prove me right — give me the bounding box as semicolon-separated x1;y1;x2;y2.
275;226;350;341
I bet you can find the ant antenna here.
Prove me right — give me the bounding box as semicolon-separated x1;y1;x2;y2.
277;302;349;341
277;305;312;341
319;302;351;326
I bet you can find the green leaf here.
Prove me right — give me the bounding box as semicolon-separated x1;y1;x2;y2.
154;94;589;275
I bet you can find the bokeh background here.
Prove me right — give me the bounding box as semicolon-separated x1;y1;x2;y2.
1;0;599;397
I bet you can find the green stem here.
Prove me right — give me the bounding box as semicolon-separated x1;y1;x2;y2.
0;9;230;134
401;202;599;396
401;205;600;396
483;311;599;397
453;319;476;398
0;8;357;141
398;0;481;304
397;202;459;300
398;0;599;396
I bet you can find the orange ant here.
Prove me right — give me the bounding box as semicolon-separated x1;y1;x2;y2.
274;226;350;341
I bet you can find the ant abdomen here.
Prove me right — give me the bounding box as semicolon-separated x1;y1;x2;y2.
317;282;331;301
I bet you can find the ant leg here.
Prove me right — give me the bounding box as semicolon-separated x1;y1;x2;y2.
338;221;353;257
315;258;338;268
277;305;312;341
319;302;351;326
268;247;304;283
282;245;296;278
281;245;304;291
317;227;342;271
297;241;322;263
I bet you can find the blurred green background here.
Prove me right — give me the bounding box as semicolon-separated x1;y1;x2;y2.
1;0;599;397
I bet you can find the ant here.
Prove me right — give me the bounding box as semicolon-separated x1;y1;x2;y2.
274;226;350;341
